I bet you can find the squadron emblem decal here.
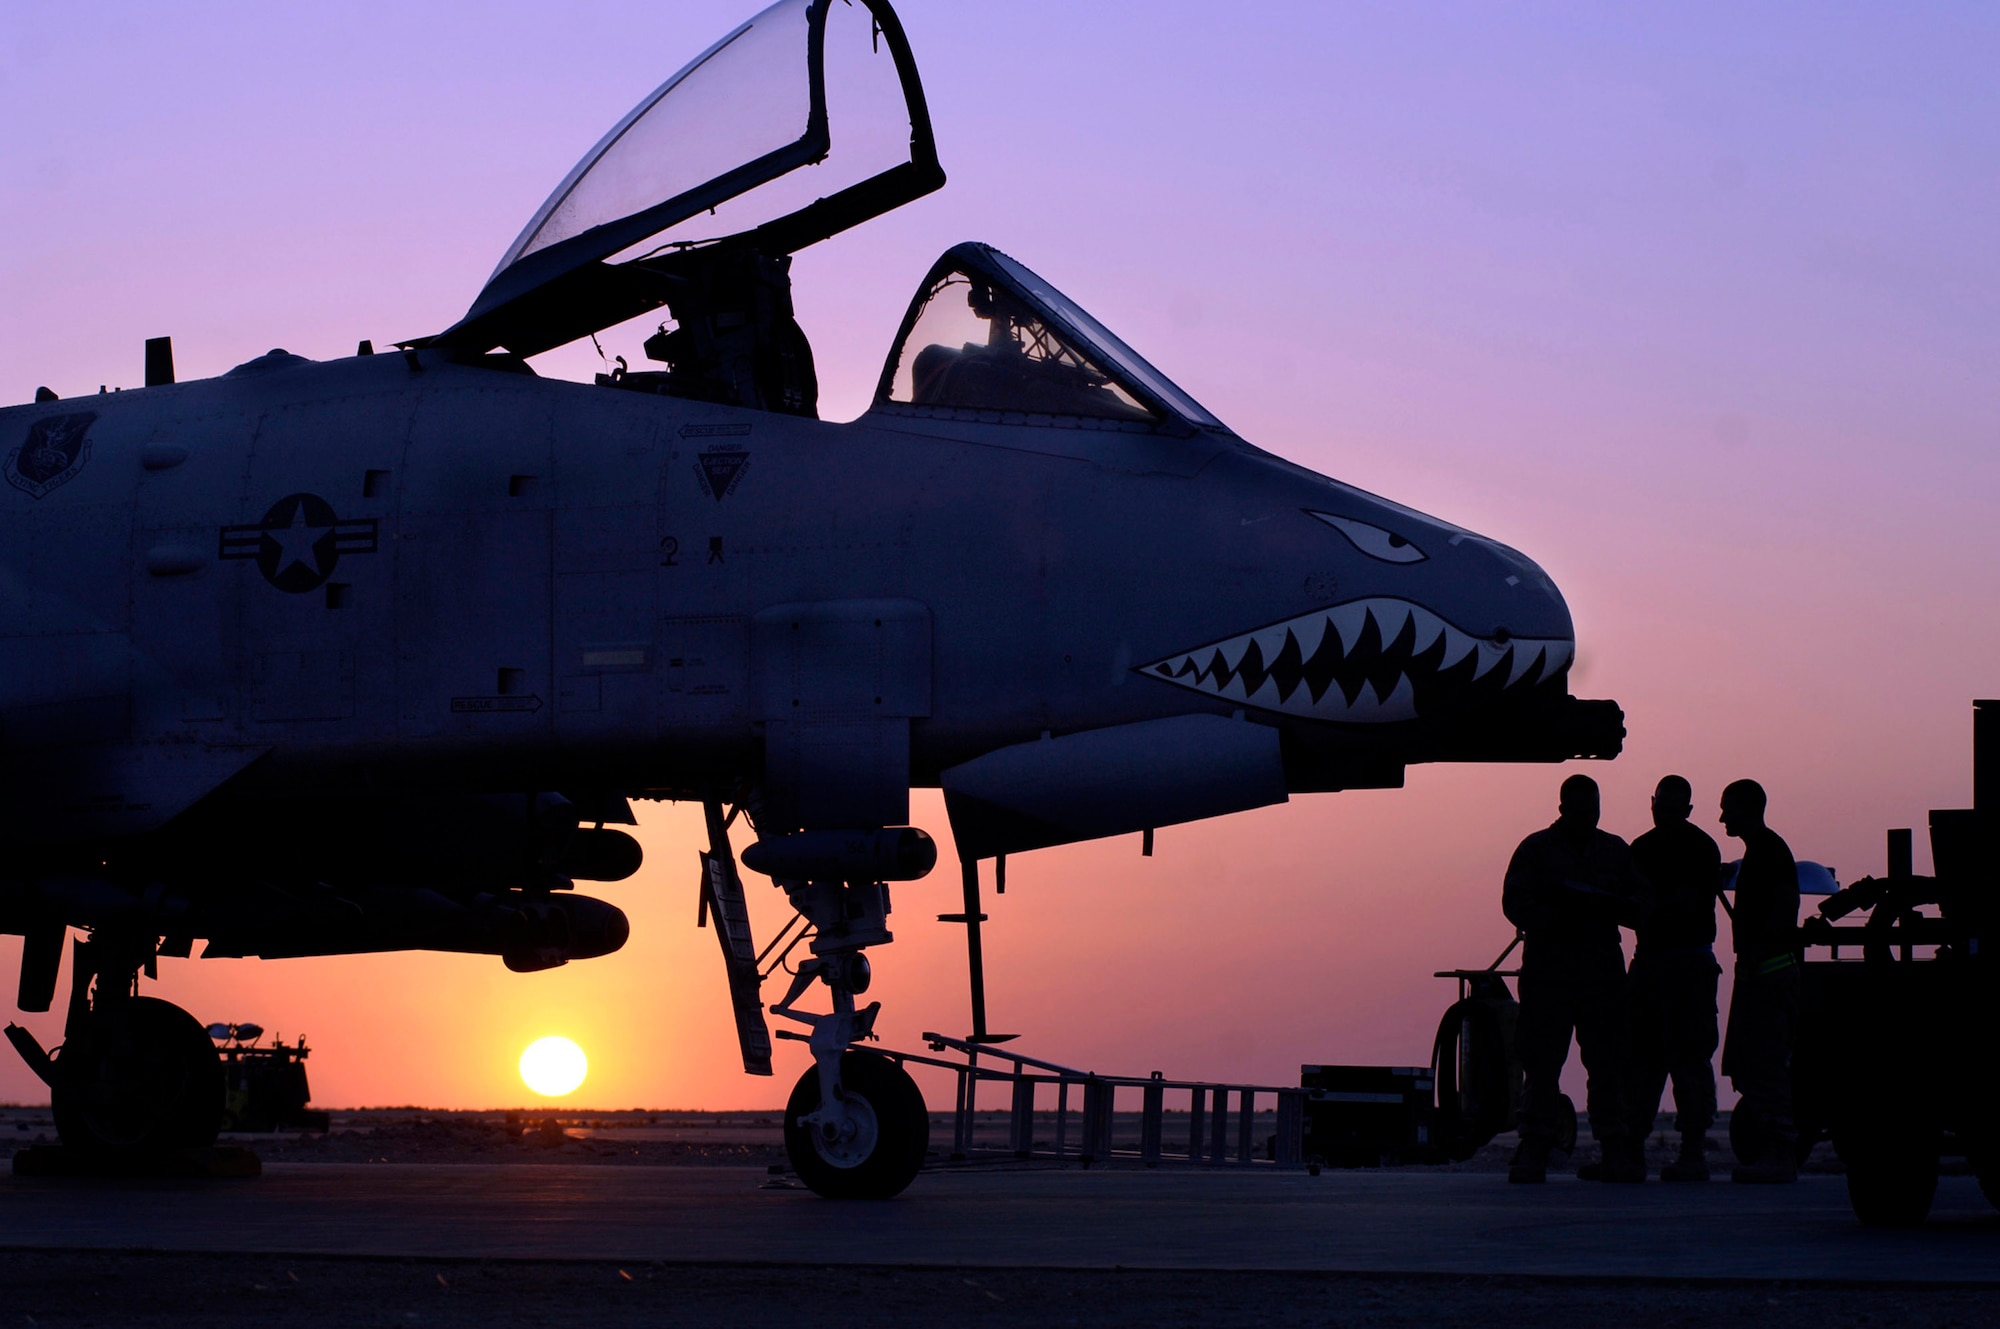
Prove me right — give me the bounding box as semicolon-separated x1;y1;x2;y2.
694;446;749;501
219;493;379;593
6;413;96;499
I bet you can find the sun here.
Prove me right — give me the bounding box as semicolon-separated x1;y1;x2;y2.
519;1035;588;1097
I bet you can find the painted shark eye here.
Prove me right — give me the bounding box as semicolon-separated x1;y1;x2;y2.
1304;511;1427;564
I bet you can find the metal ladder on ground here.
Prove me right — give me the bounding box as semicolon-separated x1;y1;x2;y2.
873;1032;1309;1169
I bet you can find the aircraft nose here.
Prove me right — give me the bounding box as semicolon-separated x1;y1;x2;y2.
1442;530;1574;645
1139;469;1585;730
1300;484;1576;650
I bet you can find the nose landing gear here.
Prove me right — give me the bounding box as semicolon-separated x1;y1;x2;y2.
760;856;932;1198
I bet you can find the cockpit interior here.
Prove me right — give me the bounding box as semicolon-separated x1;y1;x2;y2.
890;270;1152;423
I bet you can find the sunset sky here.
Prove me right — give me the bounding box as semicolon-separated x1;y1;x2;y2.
2;2;1997;1111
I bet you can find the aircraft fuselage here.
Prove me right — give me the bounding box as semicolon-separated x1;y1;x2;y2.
1;348;1597;860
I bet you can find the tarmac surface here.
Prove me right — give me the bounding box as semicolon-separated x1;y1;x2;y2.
3;1162;1997;1282
4;1108;1997;1325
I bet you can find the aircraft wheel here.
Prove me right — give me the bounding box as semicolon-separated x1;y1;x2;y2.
51;997;224;1156
783;1051;929;1199
1429;995;1515;1161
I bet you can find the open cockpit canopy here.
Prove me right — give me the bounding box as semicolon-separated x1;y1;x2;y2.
439;0;942;358
876;243;1227;433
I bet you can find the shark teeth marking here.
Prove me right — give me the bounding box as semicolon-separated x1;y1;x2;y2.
1142;599;1573;724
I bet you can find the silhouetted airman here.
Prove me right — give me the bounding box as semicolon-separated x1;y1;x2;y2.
1719;778;1802;1183
1503;774;1652;1184
1628;775;1723;1182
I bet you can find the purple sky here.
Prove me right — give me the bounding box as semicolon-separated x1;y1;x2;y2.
2;3;1997;1108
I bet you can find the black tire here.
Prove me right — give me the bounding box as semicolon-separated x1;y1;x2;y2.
1839;1124;1939;1228
783;1051;928;1199
51;996;224;1156
1430;995;1517;1162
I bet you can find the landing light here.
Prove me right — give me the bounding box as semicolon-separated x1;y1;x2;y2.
519;1035;588;1097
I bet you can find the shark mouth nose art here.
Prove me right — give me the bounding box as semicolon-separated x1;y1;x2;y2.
1141;598;1573;723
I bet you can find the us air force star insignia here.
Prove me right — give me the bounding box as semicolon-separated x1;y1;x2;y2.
6;412;96;499
219;493;379;593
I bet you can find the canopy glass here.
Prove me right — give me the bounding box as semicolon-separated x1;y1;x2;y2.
443;0;942;357
879;244;1227;432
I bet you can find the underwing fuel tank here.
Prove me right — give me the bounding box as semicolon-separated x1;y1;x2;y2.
204;889;633;974
20;875;629;974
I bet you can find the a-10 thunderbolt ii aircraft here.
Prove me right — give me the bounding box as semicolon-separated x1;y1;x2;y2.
0;0;1620;1196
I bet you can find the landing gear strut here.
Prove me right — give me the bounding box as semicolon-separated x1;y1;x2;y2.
736;813;933;1199
48;934;223;1157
